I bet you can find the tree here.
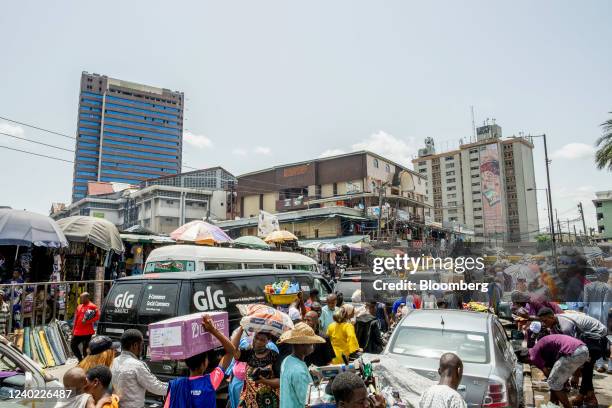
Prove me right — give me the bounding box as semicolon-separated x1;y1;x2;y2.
595;112;612;170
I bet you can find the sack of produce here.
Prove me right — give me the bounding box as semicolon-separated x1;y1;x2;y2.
237;304;294;337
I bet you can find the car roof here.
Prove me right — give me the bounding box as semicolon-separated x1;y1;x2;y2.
146;245;316;265
399;309;491;333
118;268;320;281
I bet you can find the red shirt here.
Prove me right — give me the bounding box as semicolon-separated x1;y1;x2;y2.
73;302;99;336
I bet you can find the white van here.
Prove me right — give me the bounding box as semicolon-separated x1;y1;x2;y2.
143;245;317;273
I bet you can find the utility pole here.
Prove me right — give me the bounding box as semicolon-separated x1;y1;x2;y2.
573;224;578;244
566;219;571;243
578;202;587;243
541;134;558;273
557;216;562;243
376;181;384;241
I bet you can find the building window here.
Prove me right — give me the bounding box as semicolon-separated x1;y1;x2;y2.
473;198;481;203
447;178;455;183
385;164;390;173
445;163;454;169
445;156;454;161
419;168;427;173
447;193;456;199
373;158;379;168
446;171;455;176
259;194;264;210
418;161;426;166
447;186;456;191
471;174;479;179
472;182;479;186
333;183;338;196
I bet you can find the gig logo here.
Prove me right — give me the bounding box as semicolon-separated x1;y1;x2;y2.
113;292;135;313
193;287;226;311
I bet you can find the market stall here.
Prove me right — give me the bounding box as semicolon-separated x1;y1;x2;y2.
170;220;233;246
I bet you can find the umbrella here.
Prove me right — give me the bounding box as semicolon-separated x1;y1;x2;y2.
318;243;339;253
264;230;298;244
170;220;232;246
233;235;271;250
370;249;395;258
56;216;124;253
504;264;537;283
0;209;68;248
345;242;372;253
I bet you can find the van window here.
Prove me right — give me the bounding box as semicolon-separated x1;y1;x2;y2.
292;264;313;271
312;278;331;297
138;283;180;324
144;260;195;273
245;263;274;269
204;262;243;271
103;283;143;323
276;264;291;270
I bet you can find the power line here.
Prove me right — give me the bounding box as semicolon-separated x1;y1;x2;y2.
1;114;201;170
0;145;73;164
0;132;74;153
0;115;75;140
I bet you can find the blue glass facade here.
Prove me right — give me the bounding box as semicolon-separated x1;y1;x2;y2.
72;75;183;202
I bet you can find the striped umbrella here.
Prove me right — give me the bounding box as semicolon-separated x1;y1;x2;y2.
170;220;232;246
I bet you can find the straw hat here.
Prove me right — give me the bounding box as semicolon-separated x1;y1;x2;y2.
279;322;325;344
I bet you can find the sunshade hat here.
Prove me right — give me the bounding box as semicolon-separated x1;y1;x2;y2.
279;322;325;344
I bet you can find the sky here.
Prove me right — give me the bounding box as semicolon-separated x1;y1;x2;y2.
0;0;610;234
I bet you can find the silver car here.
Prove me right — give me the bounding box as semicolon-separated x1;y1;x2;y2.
384;309;522;408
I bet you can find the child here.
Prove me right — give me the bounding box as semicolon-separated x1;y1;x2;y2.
164;314;236;408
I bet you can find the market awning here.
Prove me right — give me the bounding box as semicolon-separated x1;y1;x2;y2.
120;233;175;244
299;235;369;248
0;209;68;248
57;216;124;253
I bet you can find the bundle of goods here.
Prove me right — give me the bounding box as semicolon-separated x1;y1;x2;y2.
463;301;491;313
148;311;228;361
306;355;426;408
14;320;71;368
237;303;293;337
264;280;301;305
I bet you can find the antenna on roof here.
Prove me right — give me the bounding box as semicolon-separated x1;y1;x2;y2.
470;106;476;143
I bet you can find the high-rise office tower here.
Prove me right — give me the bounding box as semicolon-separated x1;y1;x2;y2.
72;72;184;202
414;121;539;243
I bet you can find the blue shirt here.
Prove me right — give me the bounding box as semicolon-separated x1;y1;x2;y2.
319;305;335;333
280;355;311;408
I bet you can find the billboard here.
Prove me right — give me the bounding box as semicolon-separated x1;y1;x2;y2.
479;144;505;236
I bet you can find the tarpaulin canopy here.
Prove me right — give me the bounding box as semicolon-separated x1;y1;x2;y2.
57;216;124;253
170;220;233;246
0;209;68;248
233;235;271;250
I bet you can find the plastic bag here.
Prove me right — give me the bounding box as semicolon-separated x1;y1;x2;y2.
237;304;294;337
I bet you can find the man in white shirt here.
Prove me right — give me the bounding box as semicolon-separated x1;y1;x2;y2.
111;329;168;408
419;353;467;408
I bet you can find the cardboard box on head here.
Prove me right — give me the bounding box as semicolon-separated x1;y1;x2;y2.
148;311;228;361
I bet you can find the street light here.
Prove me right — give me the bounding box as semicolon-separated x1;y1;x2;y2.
527;133;558;274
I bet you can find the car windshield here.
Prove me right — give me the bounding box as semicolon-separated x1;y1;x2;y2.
391;327;489;364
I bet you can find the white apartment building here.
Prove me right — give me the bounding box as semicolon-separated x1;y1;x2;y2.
414;123;539;242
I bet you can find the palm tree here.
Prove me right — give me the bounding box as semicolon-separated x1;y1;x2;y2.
595;112;612;170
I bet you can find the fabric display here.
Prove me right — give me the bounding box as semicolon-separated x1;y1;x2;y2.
14;320;71;368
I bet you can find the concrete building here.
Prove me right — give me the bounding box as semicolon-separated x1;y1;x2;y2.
413;122;539;243
72;72;184;202
593;190;612;241
235;151;431;240
54;168;235;234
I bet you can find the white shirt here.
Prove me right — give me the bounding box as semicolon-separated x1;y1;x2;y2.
419;384;467;408
54;393;91;408
111;351;168;408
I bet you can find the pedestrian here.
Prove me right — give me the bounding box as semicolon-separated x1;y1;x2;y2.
305;289;320;309
537;307;608;406
418;353;467;408
71;292;99;362
510;290;563;317
231;327;280;407
110;329;168;408
583;267;612;373
310;302;322;317
515;334;589;408
392;291;414;318
320;293;337;333
279;322;325;408
78;335;119;371
330;371;385;408
355;302;384;354
303;311;335;366
327;304;360;364
422;291;437;309
84;365;119;408
0;291;9;336
54;367;95;408
164;314;236;407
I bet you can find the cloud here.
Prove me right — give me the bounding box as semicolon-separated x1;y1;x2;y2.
183;131;212;149
319;149;346;158
254;146;271;155
352;131;417;167
0;122;25;137
232;148;247;156
550;143;596;160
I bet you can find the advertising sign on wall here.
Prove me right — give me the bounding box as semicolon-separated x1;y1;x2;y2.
479;144;505;236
